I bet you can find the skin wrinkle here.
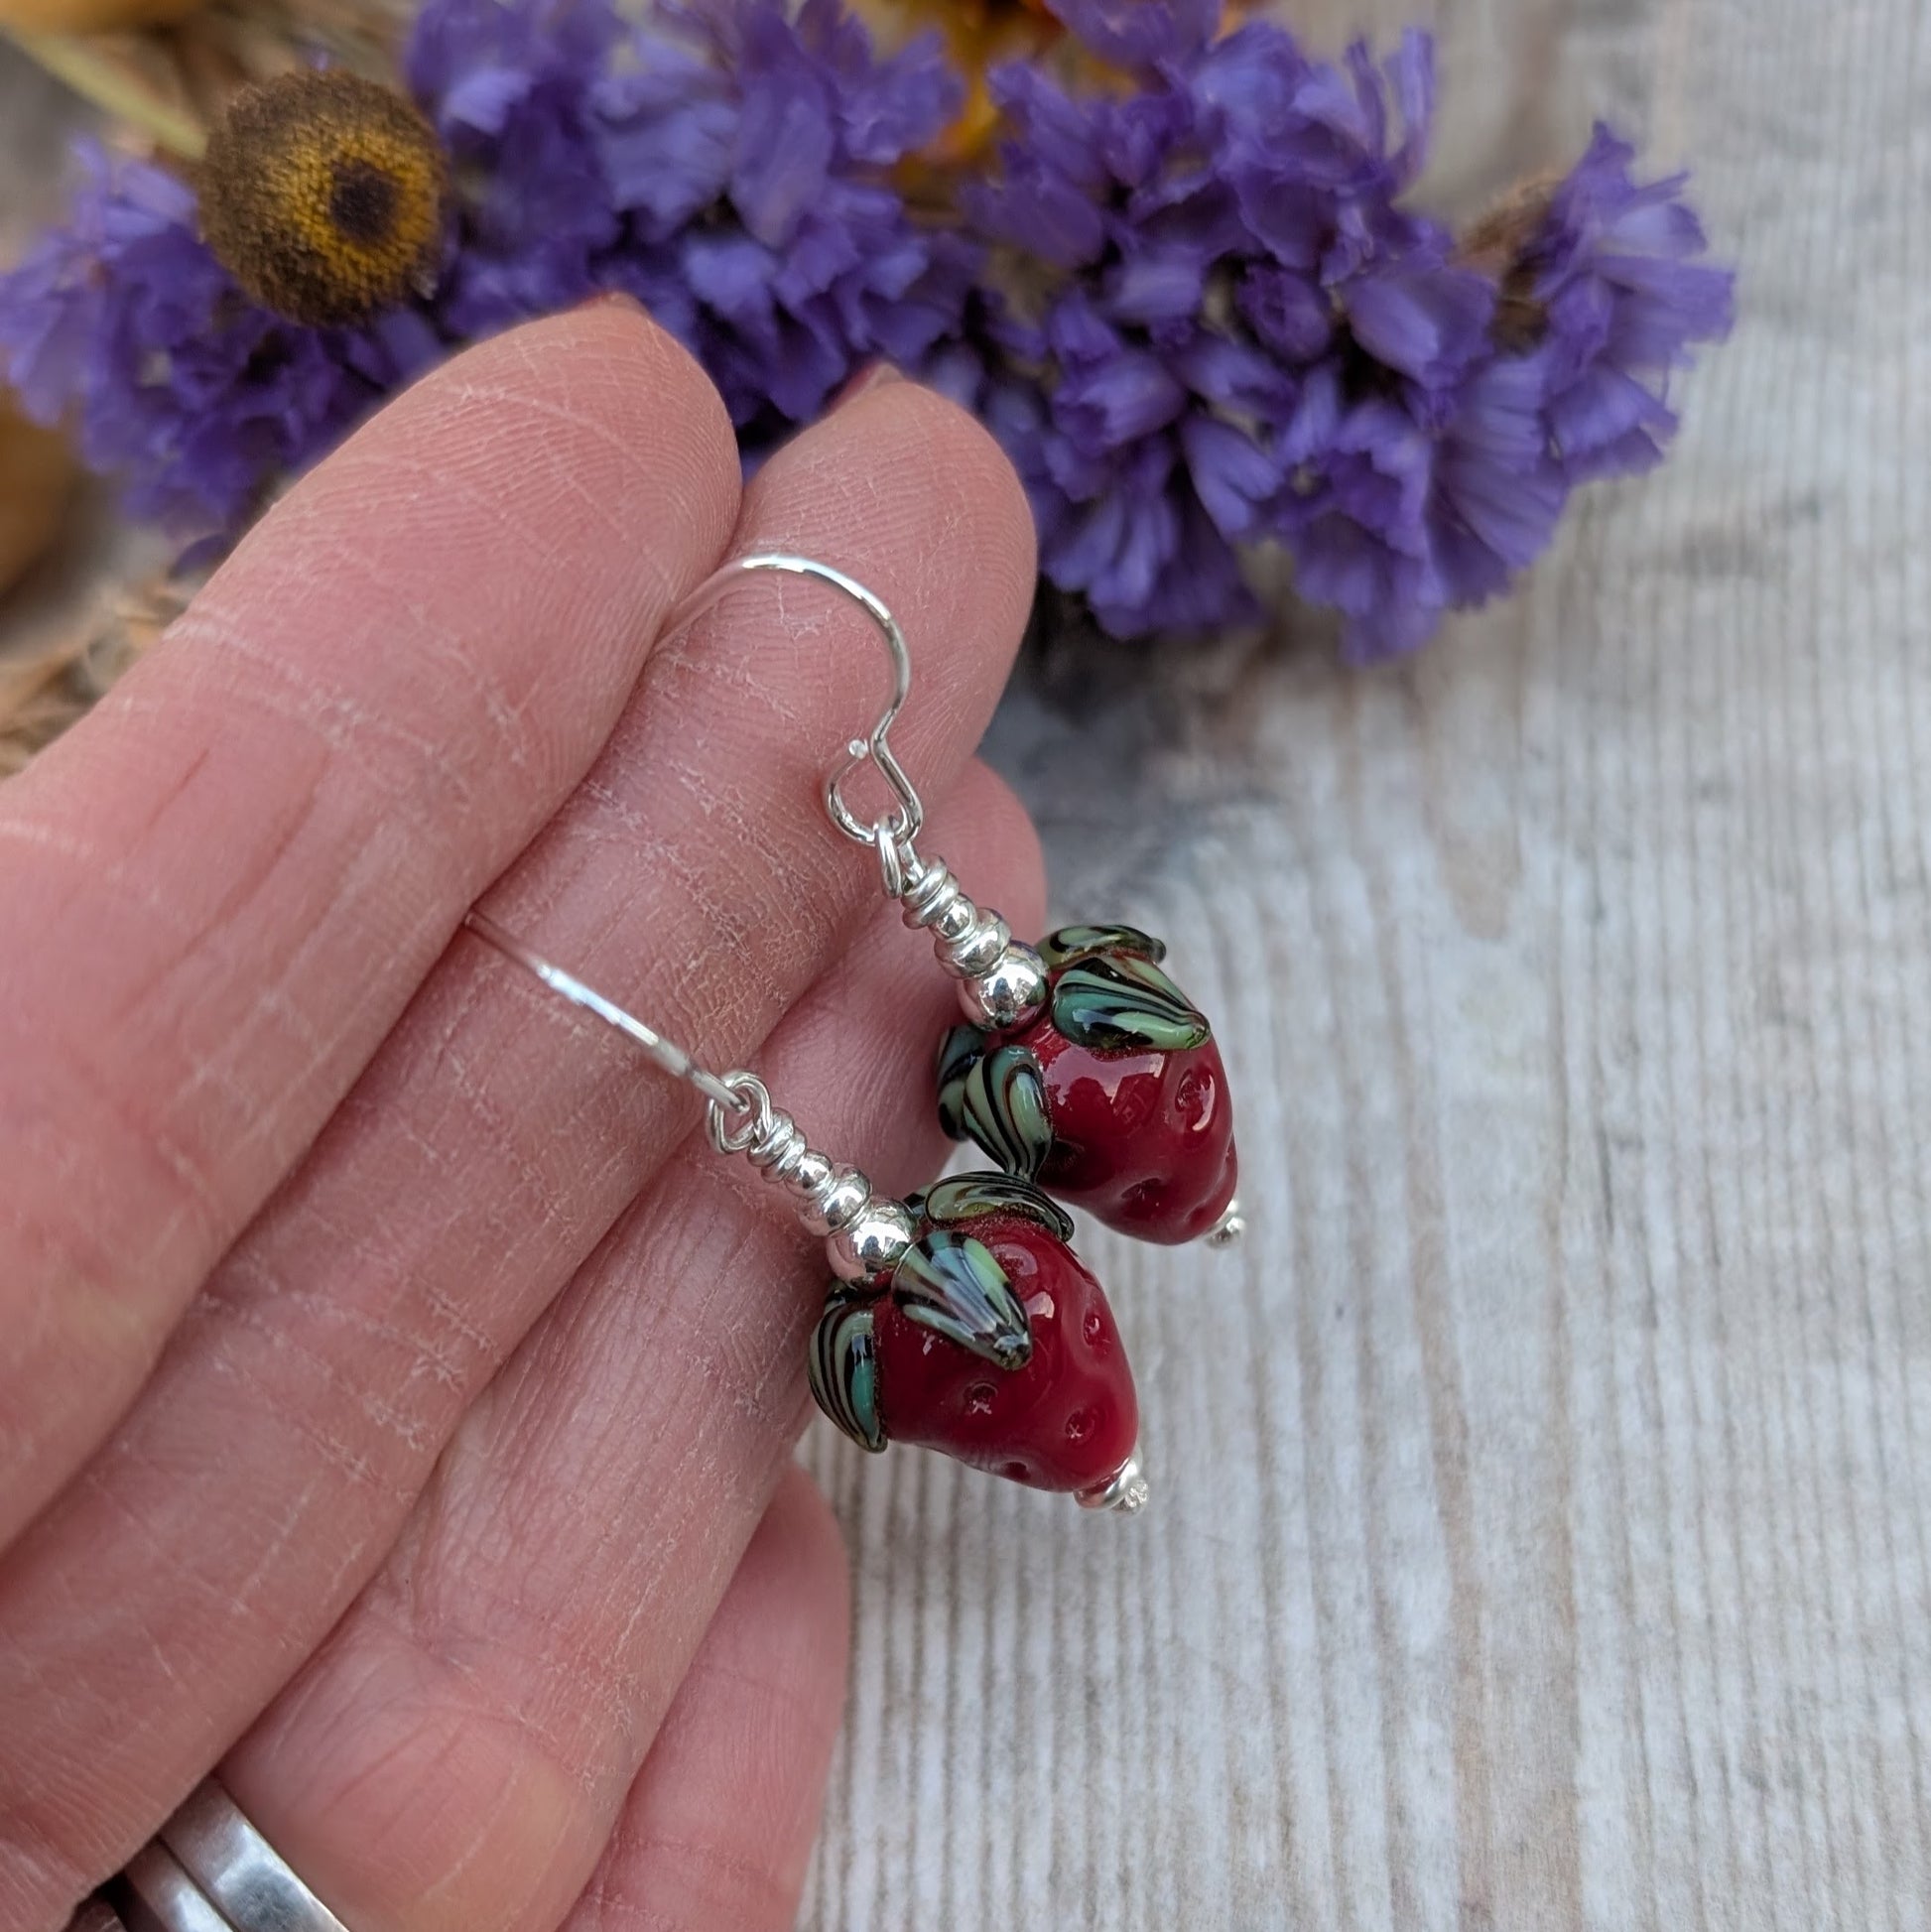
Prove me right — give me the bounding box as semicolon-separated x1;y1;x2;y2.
219;1165;562;1419
8;1038;227;1296
0;310;742;1569
223;1190;503;1371
267;449;623;726
0;379;1031;1932
161;601;481;786
270;1649;577;1921
565;1473;847;1932
605;1833;797;1929
192;1272;454;1468
245;827;1043;1900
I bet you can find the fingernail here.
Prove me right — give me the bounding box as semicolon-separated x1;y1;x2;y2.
573;289;646;316
831;360;903;409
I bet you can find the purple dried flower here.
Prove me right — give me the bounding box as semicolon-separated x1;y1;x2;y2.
407;0;623;329
0;143;430;534
1277;351;1566;659
958;2;1730;653
1518;124;1736;483
957;5;1487;639
1278;374;1439;655
1274;123;1731;658
586;0;972;443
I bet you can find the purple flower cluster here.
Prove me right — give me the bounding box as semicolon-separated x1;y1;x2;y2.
0;0;965;535
1523;124;1738;485
411;0;971;441
954;0;1733;655
0;0;1734;656
0;143;438;532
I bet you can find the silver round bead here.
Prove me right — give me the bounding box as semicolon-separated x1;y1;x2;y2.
960;941;1049;1030
826;1197;916;1284
807;1169;873;1240
949;919;1012;981
788;1149;835;1201
1206;1197;1246;1249
1077;1449;1150;1514
934;896;978;943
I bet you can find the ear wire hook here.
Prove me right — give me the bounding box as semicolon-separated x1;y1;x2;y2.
664;553;925;850
461;909;919;1283
663;551;1046;1031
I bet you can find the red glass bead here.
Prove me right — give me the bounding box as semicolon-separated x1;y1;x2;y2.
937;925;1239;1246
873;1207;1139;1495
805;1176;1142;1502
1026;1023;1238;1246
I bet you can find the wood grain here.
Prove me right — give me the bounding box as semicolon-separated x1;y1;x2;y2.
799;2;1931;1926
4;0;1927;1923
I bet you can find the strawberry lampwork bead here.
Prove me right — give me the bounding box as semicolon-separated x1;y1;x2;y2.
935;925;1239;1247
807;1175;1146;1510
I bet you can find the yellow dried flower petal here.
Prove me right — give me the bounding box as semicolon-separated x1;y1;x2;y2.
197;68;449;328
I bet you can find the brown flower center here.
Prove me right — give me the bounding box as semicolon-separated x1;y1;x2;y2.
197;69;449;328
326;157;402;251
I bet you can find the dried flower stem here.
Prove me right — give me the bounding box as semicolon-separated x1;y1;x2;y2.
0;571;190;777
3;26;207;158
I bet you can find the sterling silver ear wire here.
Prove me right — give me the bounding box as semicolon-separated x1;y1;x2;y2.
464;911;917;1286
664;555;1051;1033
660;554;1246;1253
459;911;1152;1509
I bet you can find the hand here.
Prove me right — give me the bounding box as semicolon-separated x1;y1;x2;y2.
0;300;1042;1932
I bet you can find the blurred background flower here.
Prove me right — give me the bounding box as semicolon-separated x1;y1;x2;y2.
0;0;1734;668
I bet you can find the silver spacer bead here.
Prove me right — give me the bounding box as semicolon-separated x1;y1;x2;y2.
1207;1197;1246;1249
826;1197;918;1285
705;1073;913;1283
805;1169;874;1241
1077;1450;1150;1514
961;941;1049;1030
894;848;1048;1030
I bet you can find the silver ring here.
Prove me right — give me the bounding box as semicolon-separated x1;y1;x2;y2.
158;1780;352;1932
116;1843;228;1932
67;1899;133;1932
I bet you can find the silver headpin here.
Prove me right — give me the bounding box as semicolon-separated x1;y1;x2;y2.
664;554;1049;1032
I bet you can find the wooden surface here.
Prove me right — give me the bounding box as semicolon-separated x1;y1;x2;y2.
799;3;1931;1927
6;0;1930;1924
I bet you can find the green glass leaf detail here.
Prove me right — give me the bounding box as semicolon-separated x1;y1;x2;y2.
1051;952;1212;1055
958;1042;1053;1180
1038;923;1168;968
934;1022;988;1141
807;1295;886;1453
921;1171;1075;1242
891;1231;1033;1370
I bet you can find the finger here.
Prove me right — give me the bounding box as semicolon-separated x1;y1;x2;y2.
215;768;1045;1932
567;1466;849;1932
0;386;1037;1930
0;300;741;1547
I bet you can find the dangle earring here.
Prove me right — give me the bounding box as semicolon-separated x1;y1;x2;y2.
462;913;1149;1512
665;556;1244;1249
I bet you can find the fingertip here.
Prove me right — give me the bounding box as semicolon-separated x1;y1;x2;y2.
729;1464;852;1705
741;376;1039;729
835;375;1038;595
207;299;743;700
946;758;1050;944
